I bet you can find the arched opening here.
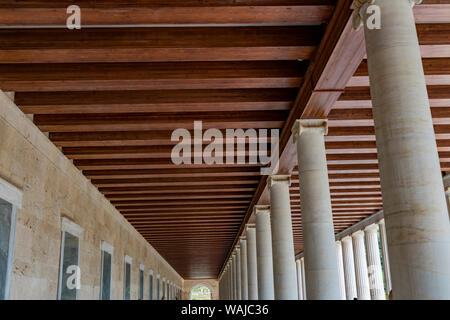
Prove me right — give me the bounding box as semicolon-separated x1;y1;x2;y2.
190;284;212;300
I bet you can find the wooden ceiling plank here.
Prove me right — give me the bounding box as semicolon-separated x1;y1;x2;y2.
1;61;306;92
0;3;334;26
0;26;322;63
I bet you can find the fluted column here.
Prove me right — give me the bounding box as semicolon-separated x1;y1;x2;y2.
231;253;236;300
365;224;385;300
268;175;298;300
292;119;341;300
341;236;357;300
240;237;248;300
224;266;228;299
378;219;391;295
228;263;232;299
226;266;230;299
300;257;306;300
335;241;347;300
353;0;450;299
235;247;242;300
246;224;258;299
445;187;450;218
295;259;304;300
352;231;370;300
220;268;225;299
254;205;275;299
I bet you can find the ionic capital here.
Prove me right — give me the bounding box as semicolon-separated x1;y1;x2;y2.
351;0;422;30
292;119;328;143
245;223;256;232
364;223;379;233
267;174;291;188
352;230;365;239
342;235;353;244
253;204;271;216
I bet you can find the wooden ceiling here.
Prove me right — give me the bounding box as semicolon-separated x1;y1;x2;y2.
1;0;448;279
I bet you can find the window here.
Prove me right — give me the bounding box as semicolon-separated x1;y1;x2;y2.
100;241;113;300
0;200;16;300
156;275;160;300
190;285;212;300
0;177;21;300
139;264;144;300
58;217;83;300
149;270;153;300
124;255;132;300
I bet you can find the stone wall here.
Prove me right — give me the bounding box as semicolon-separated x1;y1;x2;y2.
183;279;219;300
0;90;183;299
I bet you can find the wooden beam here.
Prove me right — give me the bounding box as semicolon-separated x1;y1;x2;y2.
34;110;287;132
0;5;334;26
0;26;322;63
0;61;306;92
15;88;296;113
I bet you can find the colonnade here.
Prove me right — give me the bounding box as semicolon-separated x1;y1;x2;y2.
219;0;450;300
296;218;389;300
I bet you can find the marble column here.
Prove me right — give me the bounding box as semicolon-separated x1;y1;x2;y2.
365;224;385;300
445;187;450;218
246;224;258;299
352;231;370;300
254;205;275;299
223;266;228;299
335;241;347;300
295;259;304;300
236;247;242;300
240;237;248;300
353;0;450;299
268;175;298;300
292;119;341;300
227;266;231;299
231;253;237;300
378;219;391;295
341;236;357;300
300;257;306;300
227;262;231;300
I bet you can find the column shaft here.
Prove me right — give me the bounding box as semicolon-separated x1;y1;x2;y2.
268;175;298;300
292;120;341;300
365;224;385;300
231;255;236;300
246;226;258;299
236;248;242;300
352;231;371;300
336;241;347;300
255;205;275;299
240;238;248;300
378;219;391;295
356;0;450;298
300;257;307;300
341;236;357;300
296;260;304;300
